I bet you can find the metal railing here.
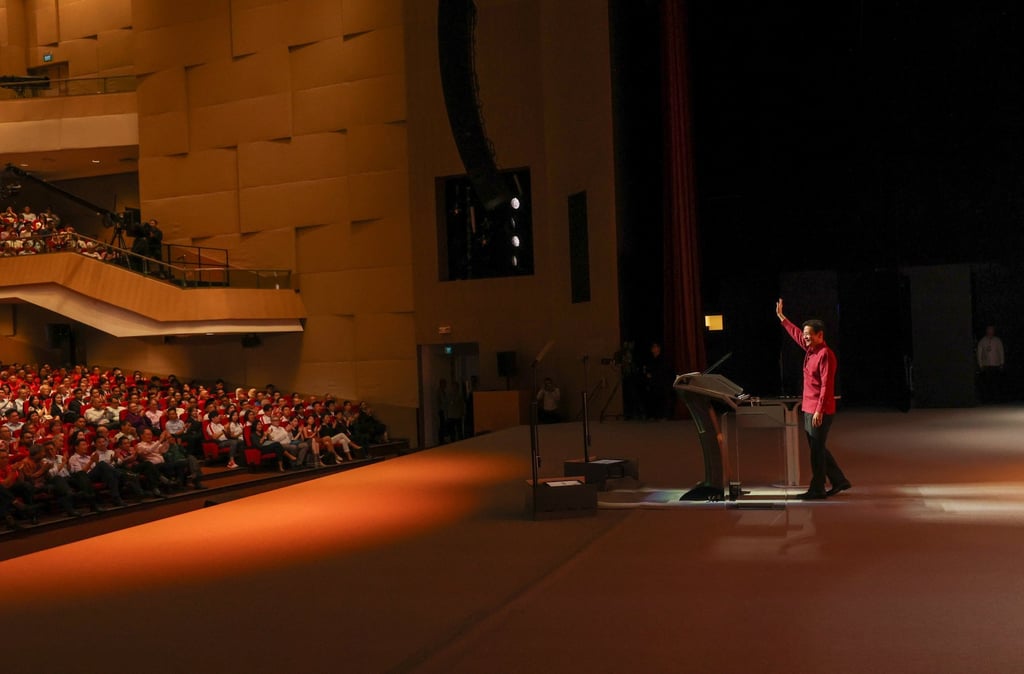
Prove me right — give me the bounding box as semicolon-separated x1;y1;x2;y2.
0;74;137;99
0;231;292;290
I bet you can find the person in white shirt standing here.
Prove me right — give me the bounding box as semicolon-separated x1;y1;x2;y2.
977;325;1006;404
536;377;561;424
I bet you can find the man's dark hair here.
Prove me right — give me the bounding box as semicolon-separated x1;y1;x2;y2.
802;319;826;334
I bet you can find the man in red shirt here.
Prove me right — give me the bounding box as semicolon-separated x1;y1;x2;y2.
776;299;852;500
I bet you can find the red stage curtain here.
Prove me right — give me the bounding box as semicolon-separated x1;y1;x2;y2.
661;0;706;378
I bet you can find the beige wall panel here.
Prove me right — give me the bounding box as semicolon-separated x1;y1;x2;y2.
237;133;347;188
354;312;415;361
188;93;292;150
32;1;58;45
295;271;352;315
291;360;357;401
239;177;346;233
57;0;99;40
136;67;187;116
0;304;14;336
187;47;289;109
340;25;404;82
0;51;26;75
0;118;60;151
59;111;138;147
62;37;99;76
230;0;344;57
97;0;132;31
135;152;209;201
291;84;345;135
138;149;238;200
200;227;296;270
348;170;409;222
295;222;351;274
138;111;189;157
348;215;412;269
288;35;343;90
342;0;402;35
342;74;406;126
347;124;407;174
299;314;355;363
347;265;414;314
54;89;136;116
142;191;239;240
97;64;133;77
133;16;233;75
354;358;417;408
97;28;133;72
131;0;229;31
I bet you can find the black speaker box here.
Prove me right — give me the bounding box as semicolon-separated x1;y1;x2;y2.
497;350;517;377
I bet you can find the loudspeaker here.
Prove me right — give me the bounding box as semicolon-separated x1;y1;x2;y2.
438;0;512;211
46;323;71;348
497;350;517;378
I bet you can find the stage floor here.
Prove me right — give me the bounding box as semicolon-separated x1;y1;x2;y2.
5;406;1024;673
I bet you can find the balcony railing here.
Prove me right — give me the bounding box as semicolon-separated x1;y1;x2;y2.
0;74;137;99
0;231;292;290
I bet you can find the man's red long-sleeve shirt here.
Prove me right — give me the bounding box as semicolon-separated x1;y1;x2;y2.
782;318;837;415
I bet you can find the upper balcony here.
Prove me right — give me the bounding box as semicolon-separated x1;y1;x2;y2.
0;232;306;338
0;75;137;174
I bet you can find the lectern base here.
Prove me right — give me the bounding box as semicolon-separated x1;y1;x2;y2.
679;483;725;502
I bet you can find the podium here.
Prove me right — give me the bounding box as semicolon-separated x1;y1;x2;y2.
673;373;743;501
676;374;806;501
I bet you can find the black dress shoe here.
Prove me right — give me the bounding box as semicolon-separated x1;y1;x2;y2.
826;481;852;497
792;491;828;500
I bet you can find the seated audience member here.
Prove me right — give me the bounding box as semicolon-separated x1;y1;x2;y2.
21;444;78;517
350;403;386;454
163;408;185;443
114;420;139;445
20;206;37;226
68;436;124;508
1;442;36;527
0;390;17;417
204;411;241;469
258;417;297;472
5;409;24;434
123;402;150;434
84;396;118;429
94;435;144;500
286;418;312;467
299;414;326;464
113;436;164;498
135;427;203;490
318;414;357;462
144;399;165;429
180;408;205;458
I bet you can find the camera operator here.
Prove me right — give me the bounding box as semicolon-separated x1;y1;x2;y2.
129;218;163;275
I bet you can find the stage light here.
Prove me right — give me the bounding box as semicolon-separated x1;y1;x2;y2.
512;256;519;267
511;235;520;248
510;197;521;210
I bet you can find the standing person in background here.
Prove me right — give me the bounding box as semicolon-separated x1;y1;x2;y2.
977;325;1005;404
776;298;852;500
643;342;675;420
437;379;450;445
536;377;561;424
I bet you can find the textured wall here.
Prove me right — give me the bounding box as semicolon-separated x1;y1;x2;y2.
129;0;417;416
405;0;621;429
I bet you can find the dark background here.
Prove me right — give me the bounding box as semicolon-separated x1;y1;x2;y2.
612;0;1024;405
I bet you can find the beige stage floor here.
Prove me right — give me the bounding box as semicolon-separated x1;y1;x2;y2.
5;407;1024;673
